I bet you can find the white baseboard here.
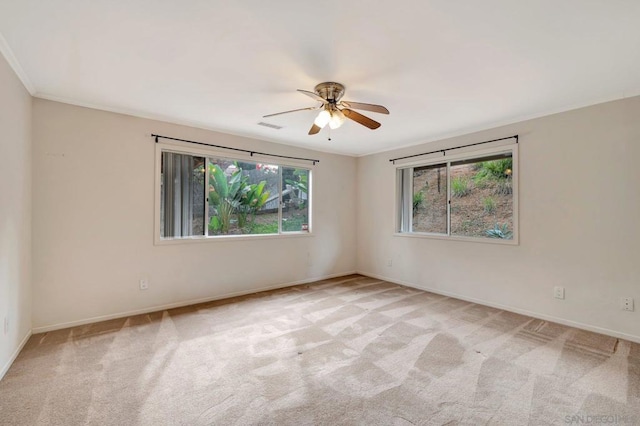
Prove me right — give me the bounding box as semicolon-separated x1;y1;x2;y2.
0;329;32;381
32;271;357;334
357;270;640;344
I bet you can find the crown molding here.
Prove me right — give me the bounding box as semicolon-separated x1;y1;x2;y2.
359;90;640;158
0;32;35;95
33;92;356;158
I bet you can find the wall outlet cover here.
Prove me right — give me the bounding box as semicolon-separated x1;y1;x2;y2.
621;297;634;312
139;278;149;290
554;286;565;300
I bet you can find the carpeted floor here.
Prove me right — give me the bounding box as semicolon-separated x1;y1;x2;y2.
1;275;639;425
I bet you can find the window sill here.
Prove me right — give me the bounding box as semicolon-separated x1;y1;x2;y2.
155;232;314;246
393;232;518;246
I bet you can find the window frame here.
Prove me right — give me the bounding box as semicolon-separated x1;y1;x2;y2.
154;142;313;245
394;142;518;245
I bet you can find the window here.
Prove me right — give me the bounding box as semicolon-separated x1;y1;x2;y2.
158;148;311;241
397;145;517;242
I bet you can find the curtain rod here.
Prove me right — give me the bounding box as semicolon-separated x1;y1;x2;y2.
151;134;320;165
389;135;518;164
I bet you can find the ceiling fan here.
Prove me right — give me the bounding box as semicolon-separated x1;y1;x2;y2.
264;82;389;135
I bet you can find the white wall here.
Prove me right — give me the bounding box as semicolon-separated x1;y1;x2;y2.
32;99;357;330
0;52;32;377
18;86;640;343
357;96;640;341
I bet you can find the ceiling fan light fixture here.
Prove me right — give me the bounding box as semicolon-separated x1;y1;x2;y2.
264;82;388;136
329;109;346;129
314;109;331;128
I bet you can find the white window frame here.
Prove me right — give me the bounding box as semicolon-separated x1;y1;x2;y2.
394;142;518;245
154;142;313;245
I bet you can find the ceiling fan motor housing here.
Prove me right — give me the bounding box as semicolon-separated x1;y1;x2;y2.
314;82;345;103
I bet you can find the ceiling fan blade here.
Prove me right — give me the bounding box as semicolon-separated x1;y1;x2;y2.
263;106;319;118
342;109;381;130
340;101;389;114
297;89;327;104
308;123;322;135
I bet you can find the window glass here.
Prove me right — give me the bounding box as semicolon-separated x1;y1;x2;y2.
239;162;279;235
161;152;205;238
282;167;310;232
450;154;513;239
397;149;515;242
207;160;279;235
159;150;311;240
412;163;447;234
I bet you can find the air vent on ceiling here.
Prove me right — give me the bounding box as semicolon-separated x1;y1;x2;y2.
257;122;283;130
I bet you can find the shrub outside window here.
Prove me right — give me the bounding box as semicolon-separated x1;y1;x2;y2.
158;147;310;241
397;145;517;243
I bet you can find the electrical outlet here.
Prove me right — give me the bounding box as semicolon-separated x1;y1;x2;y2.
621;297;634;312
554;286;565;300
387;259;393;267
139;278;149;290
3;316;9;335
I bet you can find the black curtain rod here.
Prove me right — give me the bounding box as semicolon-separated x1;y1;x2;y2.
389;135;518;164
151;134;320;165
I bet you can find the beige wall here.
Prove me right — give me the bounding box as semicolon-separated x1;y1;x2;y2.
6;63;640;366
31;99;357;330
357;96;640;341
0;53;32;378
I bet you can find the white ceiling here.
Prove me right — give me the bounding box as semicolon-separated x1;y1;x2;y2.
1;1;639;156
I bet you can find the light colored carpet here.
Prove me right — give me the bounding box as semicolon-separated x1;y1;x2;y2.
1;275;639;425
